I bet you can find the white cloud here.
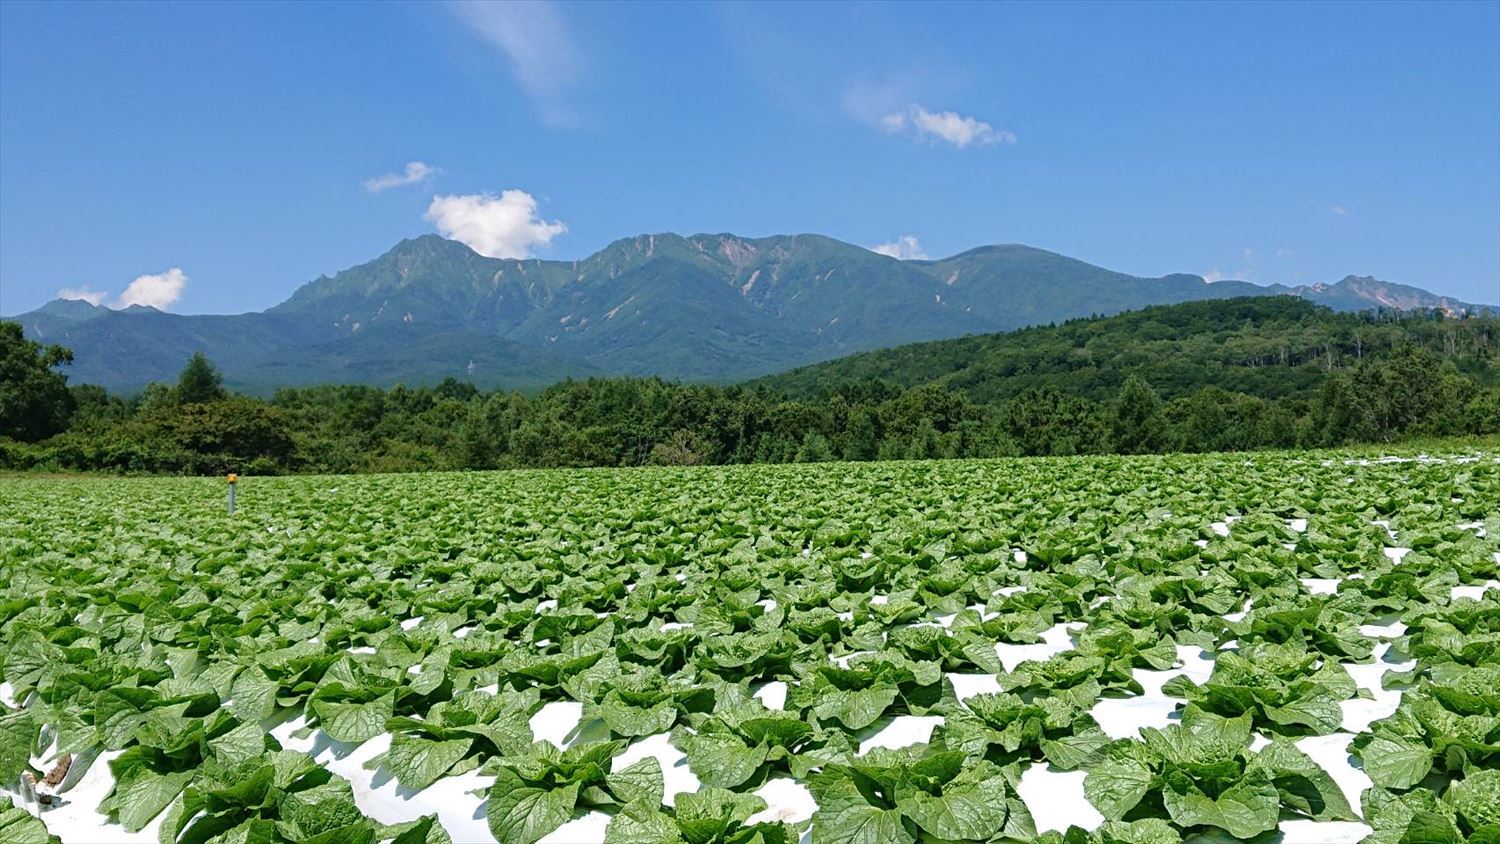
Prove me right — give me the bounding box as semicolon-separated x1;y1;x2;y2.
871;235;927;260
425;190;567;259
1330;204;1348;216
364;161;438;193
449;0;583;127
880;105;1014;148
1275;248;1292;258
1202;269;1228;284
1240;247;1254;261
117;268;188;310
56;287;107;305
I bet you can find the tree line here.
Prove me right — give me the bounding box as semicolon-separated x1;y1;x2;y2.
2;318;1496;474
758;297;1500;403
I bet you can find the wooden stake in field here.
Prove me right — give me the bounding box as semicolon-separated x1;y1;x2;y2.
227;473;237;514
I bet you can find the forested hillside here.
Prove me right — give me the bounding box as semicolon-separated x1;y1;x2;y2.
758;297;1500;402
4;298;1498;474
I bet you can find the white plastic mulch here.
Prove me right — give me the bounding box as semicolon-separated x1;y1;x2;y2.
7;512;1498;844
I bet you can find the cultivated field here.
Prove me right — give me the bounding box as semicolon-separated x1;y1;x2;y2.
1;448;1497;844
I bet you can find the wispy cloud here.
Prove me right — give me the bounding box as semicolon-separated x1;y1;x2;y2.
880;105;1014;148
1330;204;1348;216
364;161;439;193
1274;248;1292;258
425;190;566;259
448;0;584;127
870;235;927;260
56;287;108;305
117;268;188;309
841;74;922;125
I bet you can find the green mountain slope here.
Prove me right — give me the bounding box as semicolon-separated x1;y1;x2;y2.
755;297;1500;403
269;234;575;336
233;327;605;392
11;307;319;391
15;302;598;394
911;245;1270;328
7;233;1492;392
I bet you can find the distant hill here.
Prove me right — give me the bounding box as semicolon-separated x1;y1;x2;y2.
754;297;1500;403
6;233;1493;392
6;300;600;393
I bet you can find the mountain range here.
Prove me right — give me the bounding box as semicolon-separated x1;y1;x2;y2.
6;233;1493;392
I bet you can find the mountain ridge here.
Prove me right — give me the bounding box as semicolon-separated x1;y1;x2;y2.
7;232;1493;392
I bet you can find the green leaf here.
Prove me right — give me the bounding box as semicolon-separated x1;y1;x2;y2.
601;699;678;738
109;765;196;832
294;822;377;844
1160;675;1197;699
816;687;901;731
1262;694;1343;734
486;770;579;844
381;816;455;844
608;756;664;807
1361;735;1434;790
736;715;813;750
210;719;278;765
1448;770;1500;834
810;791;912;844
677;732;769;789
1400;810;1463;844
203;763;276;813
228;670;279;721
215;818;280;844
809;766;922;844
268;750;325;790
276;780;372;842
0;803;61;844
604;800;685;844
1041;727;1111;771
1094;819;1183;844
381;735;473;791
1161;775;1279;839
0;709;36;783
1084;756;1154;820
1365;788;1446;844
1249;740;1356;821
675;787;767;843
311;693;394;744
898;771;1010;840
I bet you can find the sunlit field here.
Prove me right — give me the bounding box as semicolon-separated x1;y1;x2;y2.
2;446;1497;844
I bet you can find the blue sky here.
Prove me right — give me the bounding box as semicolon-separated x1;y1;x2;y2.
1;0;1497;315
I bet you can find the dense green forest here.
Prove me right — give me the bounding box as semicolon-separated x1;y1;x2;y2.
758;297;1500;401
2;298;1497;474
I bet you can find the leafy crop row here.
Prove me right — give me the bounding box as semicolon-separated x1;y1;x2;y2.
1;448;1497;843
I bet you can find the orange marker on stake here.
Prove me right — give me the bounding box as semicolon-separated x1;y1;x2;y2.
227;473;237;514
